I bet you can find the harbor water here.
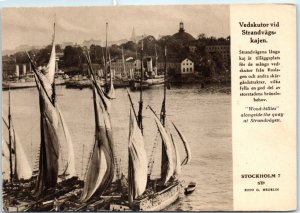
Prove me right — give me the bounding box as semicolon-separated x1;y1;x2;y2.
2;84;232;211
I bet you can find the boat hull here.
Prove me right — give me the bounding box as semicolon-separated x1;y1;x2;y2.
2;79;65;90
65;79;129;89
132;182;180;211
184;187;195;195
129;77;165;91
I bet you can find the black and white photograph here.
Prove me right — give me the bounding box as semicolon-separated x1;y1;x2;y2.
2;5;231;211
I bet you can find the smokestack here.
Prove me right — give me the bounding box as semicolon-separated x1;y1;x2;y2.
147;57;153;72
15;65;19;77
23;64;26;75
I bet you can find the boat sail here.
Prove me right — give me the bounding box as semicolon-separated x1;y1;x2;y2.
107;48;116;99
150;110;175;184
2;136;10;180
26;23;76;195
57;105;76;177
128;108;148;207
2;116;32;180
170;133;182;175
172;122;192;165
80;53;115;202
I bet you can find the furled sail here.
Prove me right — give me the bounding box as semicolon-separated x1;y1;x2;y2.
80;69;115;202
172;122;191;165
32;24;76;195
128;109;148;206
2;117;32;180
34;74;60;195
151;111;175;184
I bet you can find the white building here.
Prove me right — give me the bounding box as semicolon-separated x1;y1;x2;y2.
180;58;194;74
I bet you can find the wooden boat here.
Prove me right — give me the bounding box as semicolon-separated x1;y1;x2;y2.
184;182;196;195
123;45;192;211
2;78;65;90
65;78;105;89
2;22;78;211
129;44;165;91
2;107;33;182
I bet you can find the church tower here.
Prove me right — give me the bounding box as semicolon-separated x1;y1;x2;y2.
131;27;136;43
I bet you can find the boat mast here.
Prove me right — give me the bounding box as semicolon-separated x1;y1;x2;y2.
160;46;167;126
137;39;144;134
8;84;13;184
155;44;158;75
105;22;108;92
52;22;56;106
160;46;168;181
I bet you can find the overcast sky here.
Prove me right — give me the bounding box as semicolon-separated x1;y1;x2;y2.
2;5;229;50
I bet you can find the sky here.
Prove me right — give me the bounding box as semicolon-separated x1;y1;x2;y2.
2;5;229;50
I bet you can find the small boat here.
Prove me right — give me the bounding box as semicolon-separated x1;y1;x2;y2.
2;77;65;90
129;44;165;91
184;182;196;195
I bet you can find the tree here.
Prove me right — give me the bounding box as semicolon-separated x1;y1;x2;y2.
198;33;206;40
34;45;52;65
63;45;83;67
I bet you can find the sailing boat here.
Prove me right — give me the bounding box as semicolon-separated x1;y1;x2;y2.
130;42;164;91
124;46;191;211
103;22;116;99
2;88;32;182
127;94;148;208
79;51;115;202
48;46;190;212
2;24;79;211
26;23;76;196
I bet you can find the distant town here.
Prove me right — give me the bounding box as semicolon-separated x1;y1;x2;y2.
3;22;230;84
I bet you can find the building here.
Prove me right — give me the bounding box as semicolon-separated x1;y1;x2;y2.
110;58;136;78
172;21;195;42
205;45;231;68
180;58;194;74
156;58;194;75
157;60;180;74
82;63;103;76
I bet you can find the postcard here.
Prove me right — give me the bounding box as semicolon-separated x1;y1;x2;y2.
1;3;296;211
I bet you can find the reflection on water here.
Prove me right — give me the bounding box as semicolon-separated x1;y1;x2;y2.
2;84;232;211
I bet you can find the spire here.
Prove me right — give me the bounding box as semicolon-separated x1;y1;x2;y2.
131;27;136;43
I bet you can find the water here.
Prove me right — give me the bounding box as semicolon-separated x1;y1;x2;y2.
2;84;232;211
